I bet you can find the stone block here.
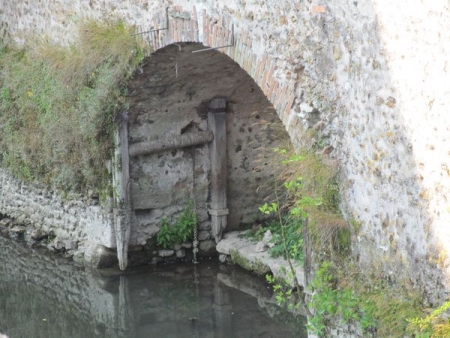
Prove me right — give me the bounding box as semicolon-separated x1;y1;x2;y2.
255;241;268;252
199;240;216;254
176;248;186;258
158;249;174;257
10;226;26;235
65;240;78;250
0;218;12;227
53;238;65;250
199;221;211;230
90;245;118;269
198;230;211;241
182;242;192;249
219;253;229;263
30;229;46;241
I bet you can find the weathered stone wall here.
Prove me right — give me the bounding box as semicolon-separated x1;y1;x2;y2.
0;167;115;263
1;0;450;300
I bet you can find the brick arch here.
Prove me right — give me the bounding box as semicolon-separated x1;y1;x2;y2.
140;6;297;137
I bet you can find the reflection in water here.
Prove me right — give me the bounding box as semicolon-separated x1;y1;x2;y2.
0;236;307;338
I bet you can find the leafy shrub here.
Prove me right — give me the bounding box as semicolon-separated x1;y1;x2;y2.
250;216;305;263
156;203;198;249
306;261;427;337
307;262;375;336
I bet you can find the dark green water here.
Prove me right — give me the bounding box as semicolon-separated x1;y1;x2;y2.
0;236;307;338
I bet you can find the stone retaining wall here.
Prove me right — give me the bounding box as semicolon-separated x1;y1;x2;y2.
0;167;115;264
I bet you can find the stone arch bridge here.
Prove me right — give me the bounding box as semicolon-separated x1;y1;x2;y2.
1;0;450;302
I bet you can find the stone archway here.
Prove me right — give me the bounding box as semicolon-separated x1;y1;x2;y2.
125;42;291;258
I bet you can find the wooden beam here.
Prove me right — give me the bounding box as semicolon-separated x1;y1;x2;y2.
208;97;228;243
114;114;132;270
129;130;214;157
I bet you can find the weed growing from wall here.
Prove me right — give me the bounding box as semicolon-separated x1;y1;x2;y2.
0;20;146;193
156;202;198;249
253;147;349;259
307;260;431;337
251;148;346;320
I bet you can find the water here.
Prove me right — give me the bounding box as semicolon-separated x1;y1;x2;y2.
0;235;307;338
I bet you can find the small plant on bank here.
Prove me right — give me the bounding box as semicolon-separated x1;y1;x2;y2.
255;146;430;336
266;272;295;308
254;149;335;323
254;147;345;263
156;202;198;249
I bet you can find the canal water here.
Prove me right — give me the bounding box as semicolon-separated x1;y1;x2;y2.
0;235;307;338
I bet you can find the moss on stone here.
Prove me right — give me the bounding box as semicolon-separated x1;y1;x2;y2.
229;249;270;275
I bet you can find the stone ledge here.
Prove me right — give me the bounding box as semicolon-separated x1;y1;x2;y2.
216;231;305;287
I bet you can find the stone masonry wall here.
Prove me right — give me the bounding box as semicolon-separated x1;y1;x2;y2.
1;0;450;301
0;167;115;263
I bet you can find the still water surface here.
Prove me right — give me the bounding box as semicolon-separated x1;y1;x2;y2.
0;236;307;338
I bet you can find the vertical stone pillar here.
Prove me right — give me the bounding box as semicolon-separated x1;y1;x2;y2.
208;97;228;243
113;112;132;270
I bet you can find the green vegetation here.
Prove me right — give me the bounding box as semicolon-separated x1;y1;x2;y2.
256;147;440;337
408;301;450;337
0;20;146;192
249;147;348;263
266;257;431;337
247;210;305;263
306;260;425;337
250;147;346;325
156;202;198;249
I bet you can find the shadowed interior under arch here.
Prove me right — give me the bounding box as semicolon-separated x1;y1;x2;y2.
126;42;292;251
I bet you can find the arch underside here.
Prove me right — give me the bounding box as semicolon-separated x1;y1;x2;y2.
127;42;291;246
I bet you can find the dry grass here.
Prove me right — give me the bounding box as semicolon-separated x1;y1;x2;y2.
0;19;146;193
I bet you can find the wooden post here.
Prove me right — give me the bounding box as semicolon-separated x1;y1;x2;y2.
208;97;228;243
113;113;132;270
